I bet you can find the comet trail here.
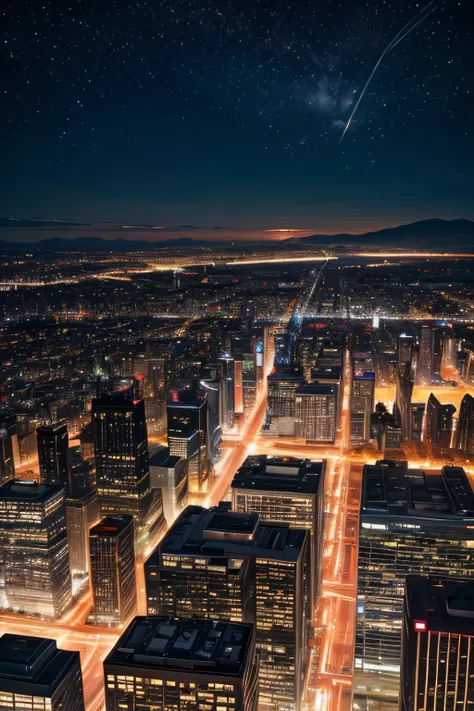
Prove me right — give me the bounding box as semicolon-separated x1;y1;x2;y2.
339;1;436;143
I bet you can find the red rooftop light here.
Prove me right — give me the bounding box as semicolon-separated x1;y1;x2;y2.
414;620;427;632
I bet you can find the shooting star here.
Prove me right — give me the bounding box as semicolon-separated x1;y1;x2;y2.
339;1;436;143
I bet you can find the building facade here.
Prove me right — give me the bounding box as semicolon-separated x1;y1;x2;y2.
36;421;69;489
294;384;337;443
0;634;85;711
0;479;72;617
401;575;474;711
356;462;474;708
104;616;259;711
89;515;136;626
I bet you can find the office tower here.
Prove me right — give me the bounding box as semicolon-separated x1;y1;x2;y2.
416;324;442;385
398;333;414;366
266;368;305;436
442;331;457;367
66;487;99;582
231;455;325;602
401;575;474;711
455;392;474;453
149;447;188;524
0;634;85;711
104;617;259;711
145;503;309;711
36;421;69;489
350;372;375;443
89;515;136;626
394;366;414;441
0;411;16;485
274;331;291;365
167;391;210;493
241;352;257;412
424;393;456;449
234;359;244;414
355;462;474;708
218;353;235;429
295;383;337;443
417;324;433;384
410;402;425;440
0;479;72;617
199;375;222;464
92;393;165;544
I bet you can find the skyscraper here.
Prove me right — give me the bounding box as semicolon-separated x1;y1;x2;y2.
266;368;305;437
455;392;474;453
355;462;474;707
416;324;433;385
92;392;165;545
401;575;474;711
149;448;188;524
0;634;85;711
89;515;136;626
36;421;69;489
0;479;72;617
350;372;375;443
0;412;16;485
145;503;309;711
217;353;235;429
424;392;456;450
231;454;325;603
199;375;222;465
104;616;259;711
294;383;337;443
66;486;99;582
410;402;425;441
167;390;211;492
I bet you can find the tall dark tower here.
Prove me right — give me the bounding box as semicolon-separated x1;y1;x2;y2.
0;412;16;485
455;393;474;454
36;421;69;489
91;392;165;546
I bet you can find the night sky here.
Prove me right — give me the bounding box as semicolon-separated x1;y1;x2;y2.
1;0;472;233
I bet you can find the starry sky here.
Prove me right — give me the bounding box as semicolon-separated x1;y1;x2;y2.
1;0;472;235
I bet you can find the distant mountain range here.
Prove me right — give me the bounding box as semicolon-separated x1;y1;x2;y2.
286;218;474;248
0;218;473;251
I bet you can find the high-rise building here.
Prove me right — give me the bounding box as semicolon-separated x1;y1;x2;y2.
410;402;425;441
350;372;375;443
36;421;69;489
455;392;474;453
217;353;235;429
0;412;16;485
167;391;211;493
294;383;337;443
266;369;305;437
145;503;309;711
199;375;222;464
231;454;325;603
355;462;474;708
416;324;433;385
424;392;456;449
0;634;85;711
398;333;414;366
401;575;474;711
0;479;72;617
66;487;99;582
149;447;188;524
89;515;136;626
104;616;259;711
92;393;165;545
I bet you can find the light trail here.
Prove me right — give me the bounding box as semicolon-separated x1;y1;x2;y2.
339;1;436;143
226;256;338;266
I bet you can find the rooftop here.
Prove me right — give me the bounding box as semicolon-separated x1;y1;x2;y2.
0;634;79;694
361;463;474;519
146;503;307;566
90;515;133;538
295;383;337;396
105;617;254;676
405;576;474;635
149;447;182;468
231;455;324;495
0;479;64;503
